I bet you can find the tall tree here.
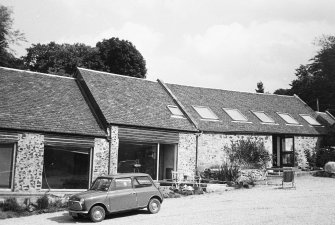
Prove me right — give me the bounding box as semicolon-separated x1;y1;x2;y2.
0;5;25;68
274;35;335;113
96;37;147;78
255;81;264;93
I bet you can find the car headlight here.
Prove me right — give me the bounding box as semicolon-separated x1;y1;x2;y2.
79;198;85;206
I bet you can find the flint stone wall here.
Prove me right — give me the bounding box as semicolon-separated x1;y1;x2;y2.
14;133;44;192
294;136;321;168
177;133;197;174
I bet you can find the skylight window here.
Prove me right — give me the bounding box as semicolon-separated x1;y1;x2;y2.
167;105;184;118
223;108;248;121
277;113;299;124
300;114;321;126
193;106;218;120
252;111;275;123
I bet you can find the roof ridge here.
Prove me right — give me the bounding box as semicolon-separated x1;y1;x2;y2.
166;82;295;98
77;67;156;83
0;66;75;80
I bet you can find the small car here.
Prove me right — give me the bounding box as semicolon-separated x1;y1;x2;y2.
68;173;163;222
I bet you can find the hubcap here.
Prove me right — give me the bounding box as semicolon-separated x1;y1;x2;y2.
93;210;103;220
151;202;158;211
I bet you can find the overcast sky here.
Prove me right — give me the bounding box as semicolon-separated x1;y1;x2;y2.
3;0;335;92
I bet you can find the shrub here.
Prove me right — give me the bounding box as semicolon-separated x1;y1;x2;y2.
304;149;317;169
225;138;271;169
217;162;240;182
0;198;22;212
315;147;335;167
36;195;49;210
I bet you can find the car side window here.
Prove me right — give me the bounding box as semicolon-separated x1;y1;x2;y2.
134;176;153;188
114;178;132;190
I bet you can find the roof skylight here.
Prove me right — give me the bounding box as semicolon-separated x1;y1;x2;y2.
300;114;321;126
223;108;248;122
167;105;184;118
193;106;218;120
252;111;275;123
277;113;299;125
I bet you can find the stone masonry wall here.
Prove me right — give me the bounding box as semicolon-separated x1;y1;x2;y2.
177;133;197;174
109;126;119;174
14;133;44;192
294;136;321;168
198;134;272;171
92;138;110;182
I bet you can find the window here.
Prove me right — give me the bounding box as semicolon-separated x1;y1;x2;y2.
223;108;248;122
252;111;275;123
193;106;218;120
277;113;299;125
42;146;90;189
0;144;14;189
300;114;321;126
134;176;152;188
167;105;184;118
115;178;132;190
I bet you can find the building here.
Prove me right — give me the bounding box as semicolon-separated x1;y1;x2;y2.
0;66;333;193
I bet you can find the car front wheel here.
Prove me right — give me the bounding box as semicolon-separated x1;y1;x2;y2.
147;198;161;214
89;206;105;222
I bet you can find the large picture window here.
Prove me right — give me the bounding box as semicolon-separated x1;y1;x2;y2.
42;146;90;189
0;143;14;189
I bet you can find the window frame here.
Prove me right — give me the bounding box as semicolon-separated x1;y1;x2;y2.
223;108;249;122
299;114;321;126
277;112;300;125
252;111;275;124
167;105;185;118
0;143;16;190
192;105;219;120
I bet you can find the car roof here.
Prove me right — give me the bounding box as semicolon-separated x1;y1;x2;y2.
98;173;151;179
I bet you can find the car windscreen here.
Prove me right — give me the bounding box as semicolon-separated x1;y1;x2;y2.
90;178;112;191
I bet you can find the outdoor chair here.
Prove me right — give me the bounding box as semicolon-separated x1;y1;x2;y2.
282;168;295;188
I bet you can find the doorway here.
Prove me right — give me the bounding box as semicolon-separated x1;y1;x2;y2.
158;144;177;180
273;135;295;167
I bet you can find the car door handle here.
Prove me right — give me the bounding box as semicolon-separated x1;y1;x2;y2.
131;192;136;195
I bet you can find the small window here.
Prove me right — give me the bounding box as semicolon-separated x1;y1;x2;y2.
300;114;321;126
223;108;248;121
193;106;218;120
277;113;299;124
252;111;275;123
134;176;152;188
167;105;184;118
115;178;132;190
0;143;14;189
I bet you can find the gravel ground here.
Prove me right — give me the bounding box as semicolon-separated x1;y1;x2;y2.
3;175;335;225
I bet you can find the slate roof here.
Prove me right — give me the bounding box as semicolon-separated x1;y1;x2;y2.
77;68;197;132
0;67;105;137
166;83;328;135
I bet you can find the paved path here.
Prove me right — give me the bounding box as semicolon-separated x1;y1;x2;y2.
3;176;335;225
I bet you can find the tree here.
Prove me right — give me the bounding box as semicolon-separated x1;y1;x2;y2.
96;37;147;78
23;42;102;77
274;35;335;113
0;5;25;68
255;81;264;93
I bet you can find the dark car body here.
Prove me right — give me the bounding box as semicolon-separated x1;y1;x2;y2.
68;173;163;222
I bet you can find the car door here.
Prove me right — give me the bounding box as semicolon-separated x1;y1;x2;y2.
108;177;137;212
133;176;158;208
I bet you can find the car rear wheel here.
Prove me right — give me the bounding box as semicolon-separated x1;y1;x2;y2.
147;198;161;214
89;206;105;222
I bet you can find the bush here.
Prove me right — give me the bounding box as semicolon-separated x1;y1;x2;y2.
315;147;335;167
217;162;240;182
0;198;22;212
36;195;49;210
225;138;271;169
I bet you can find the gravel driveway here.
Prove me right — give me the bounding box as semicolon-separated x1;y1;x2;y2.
3;175;335;225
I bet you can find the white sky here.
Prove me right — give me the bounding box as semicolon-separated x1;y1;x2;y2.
3;0;335;92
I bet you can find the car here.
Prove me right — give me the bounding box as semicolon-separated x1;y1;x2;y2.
68;173;163;222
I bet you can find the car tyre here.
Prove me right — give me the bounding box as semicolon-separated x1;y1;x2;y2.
147;198;161;214
89;206;105;222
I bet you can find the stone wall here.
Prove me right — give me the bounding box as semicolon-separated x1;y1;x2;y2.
198;134;273;171
177;133;197;173
294;136;321;168
14;133;44;192
109;126;119;174
92;138;110;182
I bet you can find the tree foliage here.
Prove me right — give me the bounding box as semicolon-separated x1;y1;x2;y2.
0;5;25;68
255;81;264;93
274;35;335;113
23;38;147;78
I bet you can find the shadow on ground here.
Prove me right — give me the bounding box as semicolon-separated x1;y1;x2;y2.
48;209;150;223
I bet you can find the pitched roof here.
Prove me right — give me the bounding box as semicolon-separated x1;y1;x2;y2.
316;111;335;127
0;67;105;136
77;68;197;132
166;83;328;135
